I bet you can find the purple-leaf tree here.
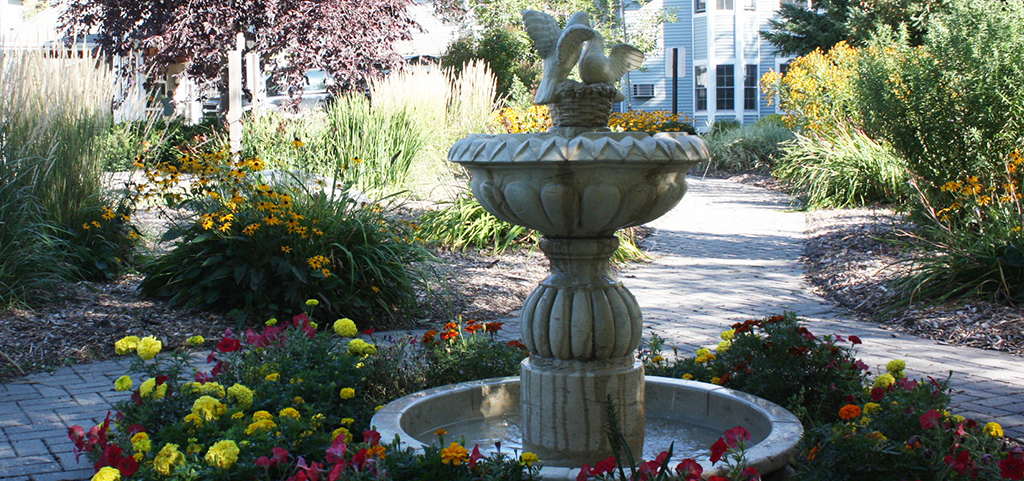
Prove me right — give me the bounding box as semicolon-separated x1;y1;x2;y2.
60;0;419;94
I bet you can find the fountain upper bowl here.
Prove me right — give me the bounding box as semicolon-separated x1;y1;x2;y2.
448;132;709;238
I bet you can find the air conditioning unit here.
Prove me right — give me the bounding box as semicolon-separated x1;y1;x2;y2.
633;84;655;98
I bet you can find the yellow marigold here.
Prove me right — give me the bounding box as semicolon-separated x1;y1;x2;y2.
341;417;355;426
521;452;540;467
333;318;358;337
293;396;304;405
133;438;152;453
440;442;469;465
717;340;732;352
348;338;377;355
205;440;240;469
187;335;205;346
839;404;862;421
266;318;278;326
863;402;882;416
265;373;280;381
983;422;1004;438
886;359;906;373
137;336;162;361
232;412;245;420
184;413;202;426
305;299;319;306
651;355;664;363
227;384;254;409
199;382;226;399
253;411;273;421
114;336;140;355
874;373;896;389
682;373;694;380
192;396;226;421
279;407;300;419
339;388;355;400
952;414;966;423
114;375;133;392
332;427;353;442
695;348;710;357
139;378;156;398
711;377;722;385
720;329;736;341
153;443;185;476
92;466;120;481
245;419;277;435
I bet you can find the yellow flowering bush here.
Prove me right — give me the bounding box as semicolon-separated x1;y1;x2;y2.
491;105;552;133
760;41;861;132
135;144;429;324
608;110;696;135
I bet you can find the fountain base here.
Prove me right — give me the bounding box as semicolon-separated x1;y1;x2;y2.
372;376;803;481
521;357;644;467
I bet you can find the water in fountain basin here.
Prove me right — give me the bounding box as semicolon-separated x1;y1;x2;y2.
415;413;723;461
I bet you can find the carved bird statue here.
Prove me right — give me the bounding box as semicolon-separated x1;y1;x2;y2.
522;10;595;104
578;30;645;102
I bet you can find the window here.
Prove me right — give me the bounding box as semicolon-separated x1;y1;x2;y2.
695;0;706;13
744;65;758;110
743;0;755;9
717;0;733;9
781;0;808;6
695;66;708;111
779;62;792;76
716;65;734;110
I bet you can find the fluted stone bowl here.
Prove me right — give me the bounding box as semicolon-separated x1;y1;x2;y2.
448;132;709;238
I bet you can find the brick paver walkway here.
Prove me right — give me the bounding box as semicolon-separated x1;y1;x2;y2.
2;177;1022;480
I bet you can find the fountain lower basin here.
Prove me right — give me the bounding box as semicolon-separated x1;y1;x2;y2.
372;376;803;480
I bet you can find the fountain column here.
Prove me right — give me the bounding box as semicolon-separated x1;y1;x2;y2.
520;236;645;466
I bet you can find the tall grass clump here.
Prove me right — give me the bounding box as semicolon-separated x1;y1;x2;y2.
0;48;137;284
704;118;795;173
773;126;908;208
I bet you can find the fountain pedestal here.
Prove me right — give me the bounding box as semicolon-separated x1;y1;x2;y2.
519;236;645;466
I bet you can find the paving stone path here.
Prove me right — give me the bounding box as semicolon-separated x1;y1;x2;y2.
2;177;1022;480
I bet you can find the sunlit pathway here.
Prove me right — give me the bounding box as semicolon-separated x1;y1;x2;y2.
625;177;1024;440
0;176;1022;480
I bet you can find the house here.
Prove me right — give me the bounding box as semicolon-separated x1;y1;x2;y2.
621;0;804;130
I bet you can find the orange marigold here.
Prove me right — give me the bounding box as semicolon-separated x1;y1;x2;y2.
839;404;862;421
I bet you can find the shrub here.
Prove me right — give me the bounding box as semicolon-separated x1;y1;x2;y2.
136;148;429;325
644;312;867;425
889;150;1024;304
773;125;909;208
70;311;535;480
853;0;1024;203
609;111;698;135
760;41;861;132
704;121;795;173
491;105;552;134
418;190;533;254
419;318;527;387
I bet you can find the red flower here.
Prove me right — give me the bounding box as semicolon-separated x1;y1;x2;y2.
507;340;527;350
465;322;483;334
325;439;347;465
1000;452;1024;480
849;335;862;344
117;455;139;477
217;336;241;353
710;437;729;464
96;444;123;472
362;430;381;446
740;467;761;480
469;445;483;468
485;322;503;333
919;409;942;429
675;458;703;480
440;330;459;340
870;387;886;401
362;328;376;336
289;456;324;481
709;476;731;481
943;450;976;477
257;447;290;469
724;426;752;448
578;456;617;481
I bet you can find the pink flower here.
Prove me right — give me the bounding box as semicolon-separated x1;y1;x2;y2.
1000;452;1024;480
469;445;483;468
943;450;975;477
724;426;752;448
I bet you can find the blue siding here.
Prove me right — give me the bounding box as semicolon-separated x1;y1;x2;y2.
621;0;790;127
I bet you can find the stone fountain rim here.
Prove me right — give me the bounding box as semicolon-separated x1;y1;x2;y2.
448;131;709;164
371;375;803;481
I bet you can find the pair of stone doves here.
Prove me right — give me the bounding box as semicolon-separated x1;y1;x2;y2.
523;10;645;105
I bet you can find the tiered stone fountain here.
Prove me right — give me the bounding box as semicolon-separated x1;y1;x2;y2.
373;9;802;478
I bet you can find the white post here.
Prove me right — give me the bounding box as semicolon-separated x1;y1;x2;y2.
227;32;244;154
